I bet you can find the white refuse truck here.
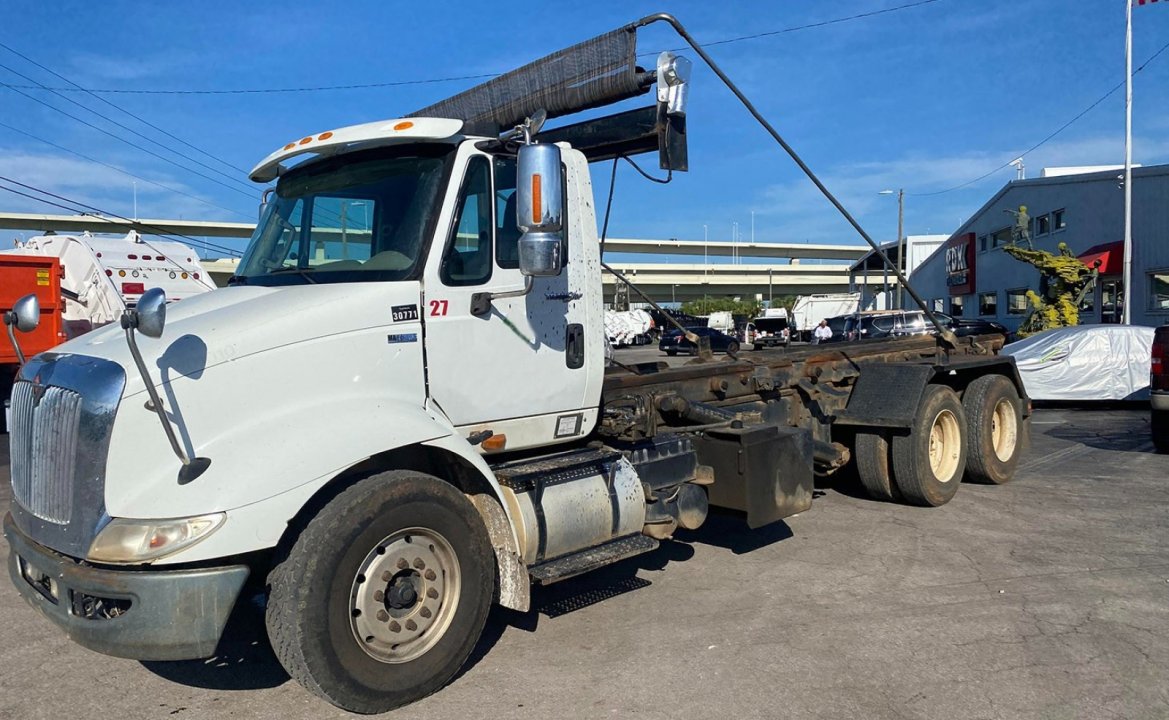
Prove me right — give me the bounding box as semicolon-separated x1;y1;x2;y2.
791;292;860;341
3;15;1029;714
2;230;215;337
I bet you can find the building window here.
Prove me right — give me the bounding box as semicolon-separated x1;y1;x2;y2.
950;295;965;317
979;235;988;252
1006;289;1028;315
991;227;1012;248
1053;208;1066;231
979;291;998;316
1150;271;1169;311
1034;214;1051;236
932;298;944;312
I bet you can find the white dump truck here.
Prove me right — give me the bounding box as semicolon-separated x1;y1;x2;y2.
4;15;1029;714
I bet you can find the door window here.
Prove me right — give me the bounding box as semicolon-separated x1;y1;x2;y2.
441;156;493;286
494;157;521;269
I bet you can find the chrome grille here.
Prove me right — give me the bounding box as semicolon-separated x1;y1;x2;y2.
10;382;82;524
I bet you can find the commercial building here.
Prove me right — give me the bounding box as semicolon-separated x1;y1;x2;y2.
909;164;1169;331
848;234;948;310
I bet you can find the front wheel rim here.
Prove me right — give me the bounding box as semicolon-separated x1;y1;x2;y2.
990;398;1019;462
349;528;461;664
928;409;962;481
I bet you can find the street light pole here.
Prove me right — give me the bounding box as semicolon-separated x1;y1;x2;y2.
878;188;904;309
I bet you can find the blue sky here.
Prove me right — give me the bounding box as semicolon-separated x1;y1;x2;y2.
1;0;1167;259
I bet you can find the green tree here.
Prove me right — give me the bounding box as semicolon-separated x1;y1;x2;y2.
680;297;763;317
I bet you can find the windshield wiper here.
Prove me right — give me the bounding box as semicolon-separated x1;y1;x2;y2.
226;274;247;286
267;266;318;284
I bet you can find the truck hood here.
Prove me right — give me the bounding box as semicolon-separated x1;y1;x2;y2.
54;283;422;397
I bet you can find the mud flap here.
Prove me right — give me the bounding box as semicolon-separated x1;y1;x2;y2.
692;424;814;529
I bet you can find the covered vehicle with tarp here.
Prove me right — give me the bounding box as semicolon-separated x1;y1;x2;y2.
1002;325;1155;400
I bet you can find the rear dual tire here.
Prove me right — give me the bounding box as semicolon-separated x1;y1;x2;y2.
962;375;1023;484
855;385;968;507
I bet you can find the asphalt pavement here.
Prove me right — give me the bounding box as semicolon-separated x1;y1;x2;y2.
1;402;1167;720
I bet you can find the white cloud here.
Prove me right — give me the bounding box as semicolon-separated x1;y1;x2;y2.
750;132;1169;244
0;149;246;224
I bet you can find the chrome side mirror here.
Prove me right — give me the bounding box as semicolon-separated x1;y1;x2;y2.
133;287;167;339
3;293;40;366
6;293;40;333
516;143;564;277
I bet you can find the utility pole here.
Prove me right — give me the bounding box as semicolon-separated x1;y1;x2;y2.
1122;0;1134;325
896;188;904;309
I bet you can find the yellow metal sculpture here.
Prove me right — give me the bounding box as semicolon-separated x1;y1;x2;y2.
1003;241;1100;338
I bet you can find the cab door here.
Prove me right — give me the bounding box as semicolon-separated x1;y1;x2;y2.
421;148;598;451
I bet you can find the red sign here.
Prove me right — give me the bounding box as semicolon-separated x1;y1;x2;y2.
944;232;976;296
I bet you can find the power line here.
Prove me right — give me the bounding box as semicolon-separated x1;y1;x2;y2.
912;38;1169;197
0;1;946;96
0;174;244;257
0;41;249;176
649;0;944;55
0;60;257;194
1;79;260;200
0;120;254;220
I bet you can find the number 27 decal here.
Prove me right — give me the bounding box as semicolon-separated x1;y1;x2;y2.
429;299;449;316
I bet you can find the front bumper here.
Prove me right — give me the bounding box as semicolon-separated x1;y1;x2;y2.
4;512;249;661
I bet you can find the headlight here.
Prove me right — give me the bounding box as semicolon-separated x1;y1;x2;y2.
87;513;225;564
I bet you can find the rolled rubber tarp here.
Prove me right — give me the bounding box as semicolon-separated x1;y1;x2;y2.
410;27;645;136
1002;324;1155;400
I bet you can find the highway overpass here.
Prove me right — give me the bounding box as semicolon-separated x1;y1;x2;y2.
2;212;874;300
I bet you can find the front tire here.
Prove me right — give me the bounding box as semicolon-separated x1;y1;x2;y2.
266;471;495;714
892;385;968;506
726;341;741;354
962;375;1023;484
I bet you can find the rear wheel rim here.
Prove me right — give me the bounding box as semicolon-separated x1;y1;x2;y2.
350;528;461;664
990;398;1018;462
928;409;961;481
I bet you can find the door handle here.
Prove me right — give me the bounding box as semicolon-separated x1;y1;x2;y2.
566;323;584;369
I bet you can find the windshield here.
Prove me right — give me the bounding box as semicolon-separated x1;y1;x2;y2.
236;146;453;285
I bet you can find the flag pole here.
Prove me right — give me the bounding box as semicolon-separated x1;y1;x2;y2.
1122;0;1134;325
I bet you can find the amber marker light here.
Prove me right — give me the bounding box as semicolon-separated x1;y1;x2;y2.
481;434;507;452
393;121;414;131
531;174;542;224
298;136;312;145
318;131;334;140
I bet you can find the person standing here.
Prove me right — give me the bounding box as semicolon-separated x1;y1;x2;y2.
813;319;833;344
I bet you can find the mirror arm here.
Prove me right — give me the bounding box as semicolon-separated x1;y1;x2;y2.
121;314;192;468
470;276;533;317
3;315;26;366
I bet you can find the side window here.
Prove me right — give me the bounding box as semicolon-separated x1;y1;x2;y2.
493;157;520;269
441;156;493;286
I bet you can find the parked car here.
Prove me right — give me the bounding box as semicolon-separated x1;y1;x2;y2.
1002;324;1155;401
934;312;1009;338
824;310;1008;344
659;326;741;355
1152;325;1168;453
